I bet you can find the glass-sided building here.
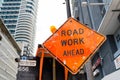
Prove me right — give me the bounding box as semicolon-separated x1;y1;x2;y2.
72;0;120;80
0;0;38;56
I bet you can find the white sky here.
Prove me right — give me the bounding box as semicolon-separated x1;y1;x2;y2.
34;0;68;54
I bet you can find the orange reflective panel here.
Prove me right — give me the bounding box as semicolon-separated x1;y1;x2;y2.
43;18;106;74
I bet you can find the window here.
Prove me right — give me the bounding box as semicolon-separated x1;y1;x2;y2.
25;10;34;15
1;15;18;19
6;25;16;28
16;39;29;43
1;7;20;10
113;27;120;58
114;28;120;49
9;30;15;34
27;2;34;6
26;6;34;10
2;3;20;6
31;0;34;2
4;0;21;2
0;11;19;14
4;20;17;24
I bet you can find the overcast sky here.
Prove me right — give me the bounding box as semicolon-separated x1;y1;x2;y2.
34;0;68;54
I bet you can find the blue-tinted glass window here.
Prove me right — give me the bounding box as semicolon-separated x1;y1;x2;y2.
27;2;34;6
4;0;21;2
9;30;15;34
2;3;20;6
25;10;33;15
1;16;18;19
4;20;17;24
6;25;16;28
1;7;20;10
16;40;29;43
16;31;30;34
0;11;19;14
31;0;34;2
26;6;34;10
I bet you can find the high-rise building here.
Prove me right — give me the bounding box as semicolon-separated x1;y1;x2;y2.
0;0;38;56
72;0;120;80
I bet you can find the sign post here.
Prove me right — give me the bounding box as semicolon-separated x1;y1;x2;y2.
43;18;106;74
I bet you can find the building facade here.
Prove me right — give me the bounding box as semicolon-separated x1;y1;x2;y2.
72;0;120;80
0;0;38;56
0;19;21;80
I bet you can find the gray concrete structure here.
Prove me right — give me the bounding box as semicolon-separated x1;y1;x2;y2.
0;19;21;80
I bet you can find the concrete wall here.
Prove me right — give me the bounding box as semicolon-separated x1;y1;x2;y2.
102;69;120;80
0;20;21;80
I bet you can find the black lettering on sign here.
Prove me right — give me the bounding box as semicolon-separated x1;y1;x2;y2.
67;30;72;36
61;28;84;36
61;38;84;46
63;49;84;56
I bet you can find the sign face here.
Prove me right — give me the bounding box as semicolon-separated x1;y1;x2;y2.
19;60;36;66
43;18;106;74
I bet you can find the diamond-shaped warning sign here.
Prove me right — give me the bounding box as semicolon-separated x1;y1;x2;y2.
43;18;106;74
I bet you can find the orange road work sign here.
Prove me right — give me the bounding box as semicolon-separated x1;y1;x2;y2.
43;18;106;74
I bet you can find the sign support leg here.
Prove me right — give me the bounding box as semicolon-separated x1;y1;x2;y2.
53;59;56;80
65;67;68;80
39;50;44;80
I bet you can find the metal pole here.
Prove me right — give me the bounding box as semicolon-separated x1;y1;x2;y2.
39;49;44;80
86;0;95;30
85;1;94;80
65;0;71;18
53;59;56;80
65;67;68;80
64;0;71;79
85;60;94;80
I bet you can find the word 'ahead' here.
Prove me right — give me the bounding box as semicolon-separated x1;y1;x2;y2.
43;18;106;74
